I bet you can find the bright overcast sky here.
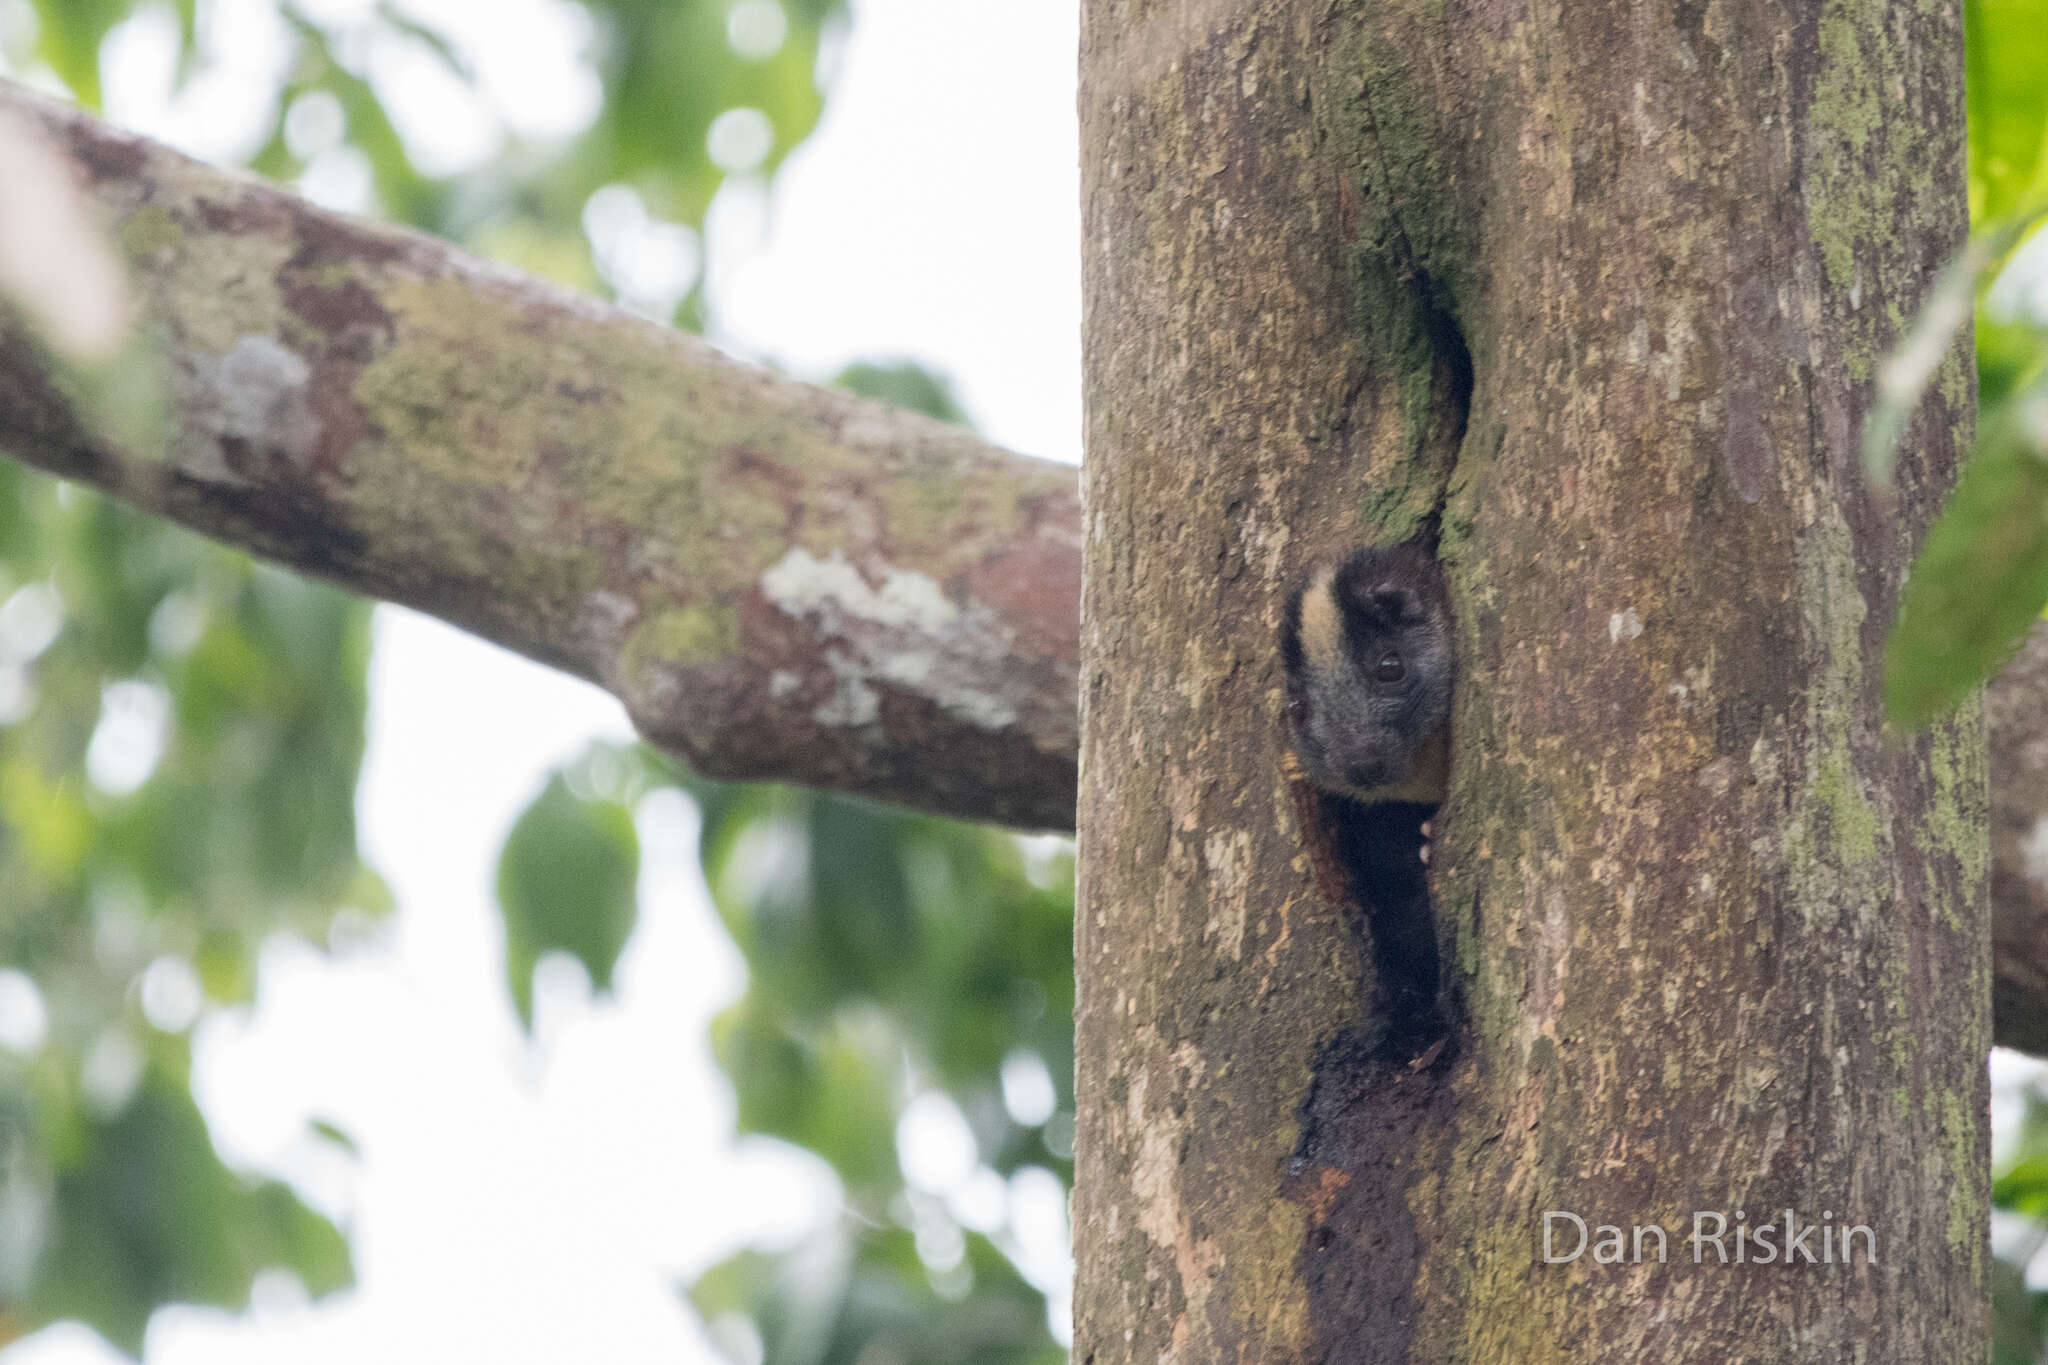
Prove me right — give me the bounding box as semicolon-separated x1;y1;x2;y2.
2;0;1080;1361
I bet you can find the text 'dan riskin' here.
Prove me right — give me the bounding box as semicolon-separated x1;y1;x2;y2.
1541;1210;1878;1266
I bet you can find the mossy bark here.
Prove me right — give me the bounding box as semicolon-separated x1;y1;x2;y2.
1074;0;1985;1359
0;82;1080;830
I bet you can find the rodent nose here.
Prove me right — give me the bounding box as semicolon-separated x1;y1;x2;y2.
1346;761;1388;790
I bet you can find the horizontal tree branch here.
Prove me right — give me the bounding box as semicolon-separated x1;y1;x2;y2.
5;84;2048;1054
0;81;1079;830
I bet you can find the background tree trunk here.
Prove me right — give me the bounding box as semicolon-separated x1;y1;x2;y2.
1074;1;1986;1361
0;85;1081;830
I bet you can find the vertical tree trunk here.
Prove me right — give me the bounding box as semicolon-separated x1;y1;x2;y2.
1073;0;1986;1359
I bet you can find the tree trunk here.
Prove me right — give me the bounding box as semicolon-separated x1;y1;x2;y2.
1074;1;1985;1361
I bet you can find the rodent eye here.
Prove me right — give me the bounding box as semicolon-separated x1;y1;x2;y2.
1286;695;1309;725
1373;652;1405;683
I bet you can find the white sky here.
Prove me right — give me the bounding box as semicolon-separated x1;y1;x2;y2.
2;0;1081;1361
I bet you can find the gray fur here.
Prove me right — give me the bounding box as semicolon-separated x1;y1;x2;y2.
1281;543;1453;804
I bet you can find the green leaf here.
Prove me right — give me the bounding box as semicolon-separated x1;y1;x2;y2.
28;0;126;107
713;1000;900;1187
29;1052;353;1354
681;775;1071;1362
495;773;640;1027
308;1118;360;1156
1967;0;2048;223
1992;1253;2048;1365
1982;311;2045;410
1885;364;2048;726
832;362;970;426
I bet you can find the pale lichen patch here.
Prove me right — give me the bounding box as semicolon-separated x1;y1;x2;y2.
1129;1068;1182;1249
174;333;320;481
1202;828;1253;960
816;649;882;727
573;589;638;660
760;546;1022;731
762;545;959;634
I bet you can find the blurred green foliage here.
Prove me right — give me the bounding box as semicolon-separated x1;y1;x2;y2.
28;1043;351;1351
18;0;839;328
830;362;972;427
0;0;922;1355
502;739;1075;1365
0;463;379;1355
1874;0;2048;725
496;771;640;1028
686;776;1071;1365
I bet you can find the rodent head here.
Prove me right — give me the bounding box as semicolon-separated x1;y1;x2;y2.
1280;544;1453;804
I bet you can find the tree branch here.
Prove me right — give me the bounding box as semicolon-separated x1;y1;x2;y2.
0;81;1078;830
8;84;2048;1058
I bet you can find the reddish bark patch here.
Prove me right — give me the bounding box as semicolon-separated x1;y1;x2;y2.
277;225;398;477
280;196;420;272
965;501;1082;665
194;190;293;240
67;116;149;185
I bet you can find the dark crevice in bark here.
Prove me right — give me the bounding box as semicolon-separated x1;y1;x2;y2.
1414;271;1474;481
1294;784;1452;1060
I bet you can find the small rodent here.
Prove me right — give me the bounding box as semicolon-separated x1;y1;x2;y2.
1279;540;1453;1062
1279;541;1452;805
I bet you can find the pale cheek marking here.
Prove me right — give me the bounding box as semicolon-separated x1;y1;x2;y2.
1299;565;1346;676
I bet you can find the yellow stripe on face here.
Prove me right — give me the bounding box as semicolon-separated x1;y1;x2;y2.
1299;563;1345;678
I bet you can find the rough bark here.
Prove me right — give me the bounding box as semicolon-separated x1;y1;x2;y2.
5;82;2048;1073
0;82;1079;830
1074;0;1985;1361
